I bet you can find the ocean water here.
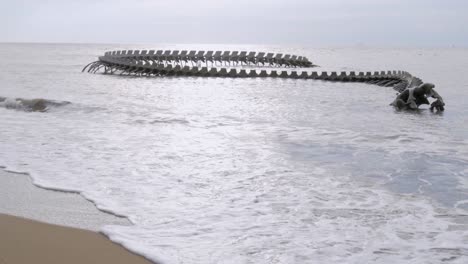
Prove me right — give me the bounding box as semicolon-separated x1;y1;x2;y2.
1;43;468;263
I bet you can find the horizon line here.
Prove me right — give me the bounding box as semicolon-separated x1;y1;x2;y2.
0;41;466;49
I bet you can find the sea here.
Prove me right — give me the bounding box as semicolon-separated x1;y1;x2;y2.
1;43;467;263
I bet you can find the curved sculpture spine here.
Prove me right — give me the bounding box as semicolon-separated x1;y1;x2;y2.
83;50;423;91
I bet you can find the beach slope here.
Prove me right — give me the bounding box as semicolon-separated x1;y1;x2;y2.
0;213;152;264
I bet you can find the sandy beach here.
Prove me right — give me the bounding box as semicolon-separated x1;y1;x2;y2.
0;169;153;264
0;213;152;264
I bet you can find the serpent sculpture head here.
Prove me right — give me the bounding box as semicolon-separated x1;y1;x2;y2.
419;83;445;112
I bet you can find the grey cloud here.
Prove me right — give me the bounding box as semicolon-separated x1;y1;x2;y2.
0;0;466;46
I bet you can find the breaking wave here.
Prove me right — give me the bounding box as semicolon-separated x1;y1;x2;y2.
0;96;70;112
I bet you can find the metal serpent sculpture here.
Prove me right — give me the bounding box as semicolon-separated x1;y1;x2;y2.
83;49;442;109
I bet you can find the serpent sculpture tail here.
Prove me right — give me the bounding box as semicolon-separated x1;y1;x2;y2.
83;49;424;93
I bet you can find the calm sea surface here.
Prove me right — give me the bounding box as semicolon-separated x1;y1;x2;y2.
1;43;468;263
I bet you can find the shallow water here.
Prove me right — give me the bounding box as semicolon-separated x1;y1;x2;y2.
1;43;468;263
0;169;130;231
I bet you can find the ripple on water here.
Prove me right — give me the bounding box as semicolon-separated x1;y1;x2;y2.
1;45;468;263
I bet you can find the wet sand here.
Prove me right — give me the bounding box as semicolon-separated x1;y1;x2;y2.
0;213;153;264
0;169;154;263
0;169;129;231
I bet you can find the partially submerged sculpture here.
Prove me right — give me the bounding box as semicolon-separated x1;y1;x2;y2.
390;83;445;111
83;49;445;111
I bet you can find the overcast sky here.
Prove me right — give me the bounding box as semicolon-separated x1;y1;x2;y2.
1;0;467;46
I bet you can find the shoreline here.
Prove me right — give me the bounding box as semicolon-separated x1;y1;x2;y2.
0;168;130;231
0;169;154;264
